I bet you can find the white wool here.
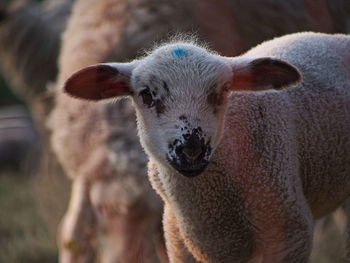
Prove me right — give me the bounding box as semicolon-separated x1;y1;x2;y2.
124;32;350;263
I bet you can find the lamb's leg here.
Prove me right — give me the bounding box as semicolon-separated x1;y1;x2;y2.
163;204;198;263
57;176;97;263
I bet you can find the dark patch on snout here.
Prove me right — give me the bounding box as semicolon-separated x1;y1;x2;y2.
167;128;212;177
179;115;187;121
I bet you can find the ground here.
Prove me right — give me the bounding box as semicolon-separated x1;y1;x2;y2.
0;170;348;263
0;167;69;263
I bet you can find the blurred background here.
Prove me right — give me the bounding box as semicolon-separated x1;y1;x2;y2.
0;37;68;263
0;50;68;262
0;0;349;262
0;1;70;261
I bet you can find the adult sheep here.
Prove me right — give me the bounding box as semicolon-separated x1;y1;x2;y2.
64;32;350;262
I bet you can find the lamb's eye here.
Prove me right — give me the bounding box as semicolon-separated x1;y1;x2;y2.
139;88;154;107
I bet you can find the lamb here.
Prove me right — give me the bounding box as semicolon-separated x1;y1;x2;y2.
64;32;350;262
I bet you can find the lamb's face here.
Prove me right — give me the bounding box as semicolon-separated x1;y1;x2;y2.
64;41;301;178
130;45;232;177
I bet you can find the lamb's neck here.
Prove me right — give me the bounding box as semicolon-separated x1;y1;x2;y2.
151;143;294;262
154;156;255;262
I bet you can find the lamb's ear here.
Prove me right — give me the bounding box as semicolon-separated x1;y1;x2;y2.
230;57;302;91
64;62;136;101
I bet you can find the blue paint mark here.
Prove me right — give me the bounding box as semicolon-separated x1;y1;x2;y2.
171;47;187;58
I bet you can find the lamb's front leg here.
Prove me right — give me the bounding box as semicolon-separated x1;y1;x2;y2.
57;176;97;263
163;204;199;263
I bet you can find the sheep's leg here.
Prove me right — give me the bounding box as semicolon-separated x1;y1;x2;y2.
95;207;166;263
90;179;168;263
163;204;198;263
57;176;97;263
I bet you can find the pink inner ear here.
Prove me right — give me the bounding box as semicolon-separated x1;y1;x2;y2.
232;58;301;91
99;80;130;99
232;72;254;89
64;64;131;101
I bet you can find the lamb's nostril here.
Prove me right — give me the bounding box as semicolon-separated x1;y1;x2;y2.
182;146;202;163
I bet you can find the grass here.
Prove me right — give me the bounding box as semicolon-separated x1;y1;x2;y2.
0;172;60;263
0;168;349;263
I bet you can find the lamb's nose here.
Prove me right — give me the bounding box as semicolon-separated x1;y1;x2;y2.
181;133;203;163
182;146;203;163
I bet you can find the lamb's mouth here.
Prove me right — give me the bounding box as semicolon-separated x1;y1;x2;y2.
178;164;208;177
167;158;209;177
167;134;212;177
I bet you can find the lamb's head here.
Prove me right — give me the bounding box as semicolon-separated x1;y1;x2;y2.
64;42;301;177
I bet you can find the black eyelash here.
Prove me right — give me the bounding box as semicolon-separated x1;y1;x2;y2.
139;87;154;107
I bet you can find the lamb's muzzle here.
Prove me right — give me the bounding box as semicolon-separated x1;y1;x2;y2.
167;129;212;177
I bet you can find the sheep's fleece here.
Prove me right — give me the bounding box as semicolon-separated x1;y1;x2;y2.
64;32;350;263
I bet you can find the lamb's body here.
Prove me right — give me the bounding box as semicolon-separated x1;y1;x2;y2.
64;32;350;262
248;33;350;219
146;33;350;262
